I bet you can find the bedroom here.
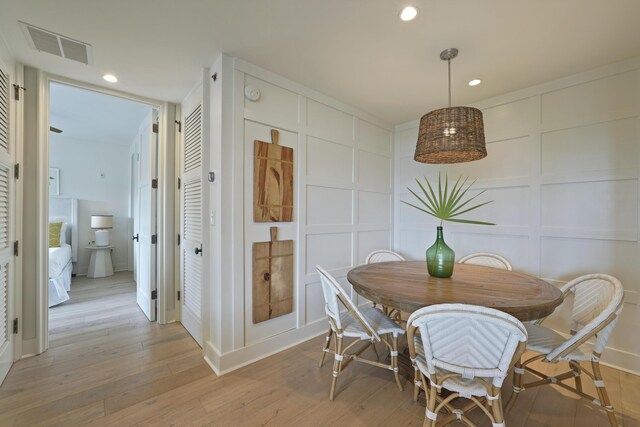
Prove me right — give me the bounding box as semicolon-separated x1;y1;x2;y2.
47;81;157;330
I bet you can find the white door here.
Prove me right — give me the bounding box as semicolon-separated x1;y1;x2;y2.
130;149;139;278
180;103;203;345
135;111;157;321
0;62;16;383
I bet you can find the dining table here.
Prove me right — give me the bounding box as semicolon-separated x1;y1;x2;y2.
346;260;564;414
347;260;563;322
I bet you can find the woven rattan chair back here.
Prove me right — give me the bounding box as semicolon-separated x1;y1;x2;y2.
408;304;527;387
316;265;380;341
458;252;512;271
547;274;624;361
365;250;405;264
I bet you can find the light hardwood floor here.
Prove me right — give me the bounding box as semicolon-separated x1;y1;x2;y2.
0;272;638;426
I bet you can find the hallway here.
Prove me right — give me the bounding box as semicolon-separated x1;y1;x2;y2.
0;272;206;425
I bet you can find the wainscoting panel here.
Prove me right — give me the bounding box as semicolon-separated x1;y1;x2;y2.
394;60;640;373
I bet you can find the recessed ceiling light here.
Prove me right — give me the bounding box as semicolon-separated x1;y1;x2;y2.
103;74;118;83
468;79;482;86
400;6;418;21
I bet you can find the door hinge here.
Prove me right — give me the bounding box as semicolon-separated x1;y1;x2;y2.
152;123;159;134
14;163;19;179
177;233;180;245
177;290;181;301
177;177;181;189
175;120;182;132
151;234;157;244
152;178;158;189
13;240;18;256
13;84;25;101
151;290;157;300
13;318;18;334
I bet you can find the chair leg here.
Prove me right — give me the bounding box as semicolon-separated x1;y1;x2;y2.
591;358;618;427
491;390;505;427
413;367;420;401
425;380;438;427
329;335;343;401
319;328;333;368
570;361;583;393
391;333;403;391
505;358;523;412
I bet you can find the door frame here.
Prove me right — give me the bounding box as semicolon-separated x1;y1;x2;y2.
34;72;178;353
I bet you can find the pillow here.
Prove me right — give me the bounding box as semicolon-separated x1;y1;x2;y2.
49;222;63;248
59;222;68;246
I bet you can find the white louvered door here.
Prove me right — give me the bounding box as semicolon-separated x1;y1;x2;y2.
0;61;15;384
180;103;203;346
135;111;158;321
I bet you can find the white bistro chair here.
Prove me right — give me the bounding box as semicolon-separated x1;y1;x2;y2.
316;265;405;400
506;274;624;427
459;253;513;271
408;304;527;427
365;249;405;264
365;250;405;320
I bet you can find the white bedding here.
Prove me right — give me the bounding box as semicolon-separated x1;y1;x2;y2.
49;244;72;280
49;243;73;307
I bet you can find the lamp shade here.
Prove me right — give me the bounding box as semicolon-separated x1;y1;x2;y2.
90;215;113;229
414;106;487;164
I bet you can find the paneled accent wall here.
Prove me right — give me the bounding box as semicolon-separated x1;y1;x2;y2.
393;59;640;373
228;62;393;365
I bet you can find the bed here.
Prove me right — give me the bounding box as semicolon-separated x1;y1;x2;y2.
49;198;78;307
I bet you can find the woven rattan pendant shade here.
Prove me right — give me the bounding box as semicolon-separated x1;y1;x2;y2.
414;48;487;164
415;106;486;163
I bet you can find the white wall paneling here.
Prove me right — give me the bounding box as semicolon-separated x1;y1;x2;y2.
394;58;640;373
243;119;299;346
205;58;393;374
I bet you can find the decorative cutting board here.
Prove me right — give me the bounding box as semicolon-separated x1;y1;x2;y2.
252;227;294;323
253;129;294;222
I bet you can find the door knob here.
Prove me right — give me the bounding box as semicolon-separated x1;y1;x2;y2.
132;234;139;242
195;245;202;256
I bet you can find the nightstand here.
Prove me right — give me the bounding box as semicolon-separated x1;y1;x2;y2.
86;245;114;278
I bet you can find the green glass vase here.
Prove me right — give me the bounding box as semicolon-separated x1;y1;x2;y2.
426;226;455;278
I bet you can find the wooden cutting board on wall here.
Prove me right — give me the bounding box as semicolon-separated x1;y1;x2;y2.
252;227;294;323
254;129;294;222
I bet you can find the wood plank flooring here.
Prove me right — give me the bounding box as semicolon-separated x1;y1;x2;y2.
0;272;638;426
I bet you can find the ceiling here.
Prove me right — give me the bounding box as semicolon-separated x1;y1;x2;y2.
50;82;151;146
2;0;640;124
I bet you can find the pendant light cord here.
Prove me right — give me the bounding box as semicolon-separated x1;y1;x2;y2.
447;58;452;108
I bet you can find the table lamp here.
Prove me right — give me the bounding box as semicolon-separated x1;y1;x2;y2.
91;215;113;247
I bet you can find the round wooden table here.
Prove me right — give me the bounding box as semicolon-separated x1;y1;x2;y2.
347;261;563;321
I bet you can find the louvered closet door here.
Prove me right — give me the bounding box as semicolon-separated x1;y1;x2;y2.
180;103;203;346
0;63;15;384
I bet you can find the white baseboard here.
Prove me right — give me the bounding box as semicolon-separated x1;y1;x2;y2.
75;263;131;277
204;319;327;376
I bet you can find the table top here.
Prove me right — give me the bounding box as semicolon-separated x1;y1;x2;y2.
347;261;563;322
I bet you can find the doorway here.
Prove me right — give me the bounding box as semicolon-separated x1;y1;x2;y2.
47;82;159;341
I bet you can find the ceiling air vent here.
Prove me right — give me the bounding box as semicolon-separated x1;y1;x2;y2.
20;21;93;65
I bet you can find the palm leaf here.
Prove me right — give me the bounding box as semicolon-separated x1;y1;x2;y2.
401;173;495;226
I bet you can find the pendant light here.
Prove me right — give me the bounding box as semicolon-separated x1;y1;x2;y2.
414;48;487;164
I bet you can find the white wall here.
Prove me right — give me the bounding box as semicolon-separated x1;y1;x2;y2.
49;137;132;275
394;57;640;374
204;57;393;373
